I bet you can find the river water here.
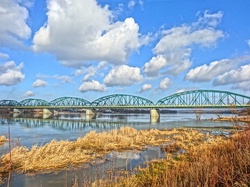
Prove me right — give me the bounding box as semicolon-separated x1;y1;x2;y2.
0;111;235;187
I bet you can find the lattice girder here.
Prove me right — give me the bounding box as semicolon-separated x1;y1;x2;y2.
0;100;20;106
19;99;50;106
91;94;154;106
49;97;90;106
157;90;250;107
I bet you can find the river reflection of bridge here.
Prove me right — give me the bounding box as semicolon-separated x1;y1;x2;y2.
0;115;146;131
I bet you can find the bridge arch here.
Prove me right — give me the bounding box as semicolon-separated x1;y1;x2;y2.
91;94;154;107
49;97;90;106
157;90;250;107
19;99;50;106
0;100;19;106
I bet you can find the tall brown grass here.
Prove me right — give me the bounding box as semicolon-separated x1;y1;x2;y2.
0;127;207;174
0;135;7;146
109;129;250;187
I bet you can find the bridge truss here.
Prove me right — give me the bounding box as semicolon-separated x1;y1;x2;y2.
91;94;154;107
156;90;250;108
0;90;249;109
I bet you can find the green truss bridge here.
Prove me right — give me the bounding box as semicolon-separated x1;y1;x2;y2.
0;90;249;109
0;90;249;121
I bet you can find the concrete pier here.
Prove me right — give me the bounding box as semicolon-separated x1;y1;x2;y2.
13;108;22;113
150;109;160;123
85;109;96;121
43;108;53;119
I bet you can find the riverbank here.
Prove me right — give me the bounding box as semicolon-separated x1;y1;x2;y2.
0;114;249;186
101;124;250;186
216;115;250;122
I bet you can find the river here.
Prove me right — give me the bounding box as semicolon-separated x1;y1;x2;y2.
0;111;235;187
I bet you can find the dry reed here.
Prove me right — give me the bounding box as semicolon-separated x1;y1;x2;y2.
111;129;250;187
0;127;207;174
0;135;7;146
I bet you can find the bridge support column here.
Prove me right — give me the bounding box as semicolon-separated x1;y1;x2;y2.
86;109;96;121
43;108;53;119
13;108;22;117
150;109;160;124
13;108;22;113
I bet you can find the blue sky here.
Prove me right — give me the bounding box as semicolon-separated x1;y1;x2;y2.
0;0;250;103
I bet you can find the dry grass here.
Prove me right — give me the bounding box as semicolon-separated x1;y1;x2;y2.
0;127;207;174
109;129;250;187
0;135;7;146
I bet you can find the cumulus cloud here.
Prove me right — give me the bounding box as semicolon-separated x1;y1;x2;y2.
33;0;144;67
79;80;107;92
159;77;171;90
185;58;244;82
23;91;34;98
213;64;250;86
143;55;167;77
143;11;224;77
140;83;152;93
32;79;48;87
0;61;25;86
83;61;108;81
104;65;143;86
0;0;31;47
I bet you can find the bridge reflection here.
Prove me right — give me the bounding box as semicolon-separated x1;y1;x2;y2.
0;114;146;131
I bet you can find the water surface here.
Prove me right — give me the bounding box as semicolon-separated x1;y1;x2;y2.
0;112;235;186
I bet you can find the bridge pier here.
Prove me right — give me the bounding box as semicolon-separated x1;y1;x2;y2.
150;109;160;123
85;109;96;121
13;108;22;113
43;108;53;119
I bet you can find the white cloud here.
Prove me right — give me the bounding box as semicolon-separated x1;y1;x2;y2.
0;0;31;47
185;58;238;82
159;77;171;90
83;61;108;81
0;61;25;86
140;83;152;92
35;73;50;79
232;81;250;91
196;10;223;28
144;11;224;77
32;79;48;87
53;75;73;83
0;52;9;60
33;0;144;67
247;40;250;48
128;0;136;9
143;55;168;77
128;0;143;9
104;65;143;86
74;69;84;76
79;80;107;92
213;64;250;86
23;91;34;98
166;59;191;76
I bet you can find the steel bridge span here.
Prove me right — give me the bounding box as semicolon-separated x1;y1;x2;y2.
0;90;249;122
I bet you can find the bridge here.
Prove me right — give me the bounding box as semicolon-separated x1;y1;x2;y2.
0;90;249;122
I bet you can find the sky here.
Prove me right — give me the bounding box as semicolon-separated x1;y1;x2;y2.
0;0;250;103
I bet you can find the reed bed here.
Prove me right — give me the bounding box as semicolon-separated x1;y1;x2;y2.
108;129;250;187
0;127;207;174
